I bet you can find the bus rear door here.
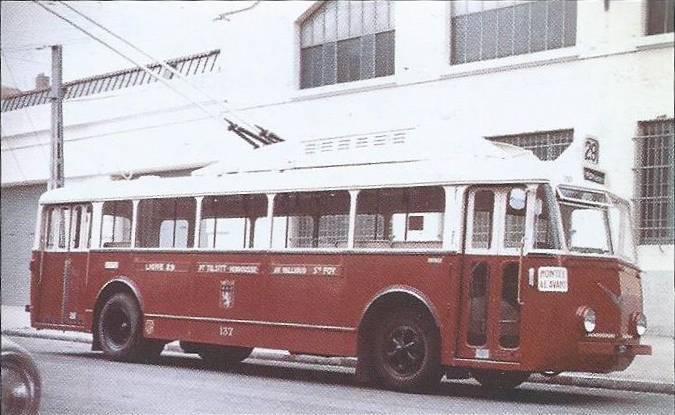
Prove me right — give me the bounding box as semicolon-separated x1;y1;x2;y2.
35;204;91;327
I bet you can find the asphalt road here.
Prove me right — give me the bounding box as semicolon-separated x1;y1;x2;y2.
8;336;674;414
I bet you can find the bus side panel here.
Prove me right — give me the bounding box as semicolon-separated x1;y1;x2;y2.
33;251;67;327
62;251;89;328
339;252;459;361
187;252;267;348
88;251;195;339
258;252;352;356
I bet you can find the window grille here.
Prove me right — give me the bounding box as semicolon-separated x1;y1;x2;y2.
1;49;220;113
300;1;395;89
487;129;574;161
634;119;674;245
451;0;576;65
647;0;675;35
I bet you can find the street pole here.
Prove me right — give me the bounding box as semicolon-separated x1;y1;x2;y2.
49;44;64;190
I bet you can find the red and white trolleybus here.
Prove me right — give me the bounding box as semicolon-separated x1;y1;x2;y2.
29;134;651;392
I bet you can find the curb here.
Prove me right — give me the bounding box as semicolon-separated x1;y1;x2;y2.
528;373;675;395
3;327;673;395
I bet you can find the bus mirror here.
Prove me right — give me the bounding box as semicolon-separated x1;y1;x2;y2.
508;188;527;211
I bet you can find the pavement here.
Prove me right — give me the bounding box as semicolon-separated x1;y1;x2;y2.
2;305;673;395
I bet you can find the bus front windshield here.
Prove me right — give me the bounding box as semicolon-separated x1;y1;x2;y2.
557;187;638;264
559;203;611;255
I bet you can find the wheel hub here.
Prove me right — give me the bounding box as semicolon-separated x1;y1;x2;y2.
384;326;424;376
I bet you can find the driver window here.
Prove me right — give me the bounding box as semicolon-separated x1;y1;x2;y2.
533;185;560;250
504;187;527;248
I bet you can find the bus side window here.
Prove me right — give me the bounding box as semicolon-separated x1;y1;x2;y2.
471;190;494;249
45;206;71;251
101;201;133;248
69;205;92;250
467;261;489;346
499;262;521;349
137;198;196;248
504;187;527;248
272;191;350;248
199;194;267;249
355;186;444;249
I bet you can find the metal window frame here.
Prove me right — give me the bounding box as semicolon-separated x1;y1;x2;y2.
633;119;675;245
299;0;395;89
487;129;574;161
450;0;576;65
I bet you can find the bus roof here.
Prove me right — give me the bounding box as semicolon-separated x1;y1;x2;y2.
38;133;606;205
40;157;555;206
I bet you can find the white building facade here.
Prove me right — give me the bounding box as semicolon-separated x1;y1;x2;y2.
1;0;673;335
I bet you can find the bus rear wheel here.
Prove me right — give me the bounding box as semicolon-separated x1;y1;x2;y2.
471;369;530;390
371;309;442;392
97;292;147;362
197;345;253;369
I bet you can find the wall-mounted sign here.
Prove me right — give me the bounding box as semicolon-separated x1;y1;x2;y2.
584;136;600;165
583;167;606;184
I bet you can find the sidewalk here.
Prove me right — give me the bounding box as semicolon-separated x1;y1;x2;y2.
2;305;673;394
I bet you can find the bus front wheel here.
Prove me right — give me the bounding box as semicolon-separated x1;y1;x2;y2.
97;292;145;362
371;309;442;392
471;369;530;390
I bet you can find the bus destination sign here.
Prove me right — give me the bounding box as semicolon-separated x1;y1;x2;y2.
538;267;568;292
197;263;260;275
271;264;342;277
136;261;189;273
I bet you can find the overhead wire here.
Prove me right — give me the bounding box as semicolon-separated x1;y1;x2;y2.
55;1;245;126
56;1;284;147
31;0;281;148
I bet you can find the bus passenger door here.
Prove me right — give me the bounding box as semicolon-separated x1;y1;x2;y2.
456;187;526;363
36;204;92;327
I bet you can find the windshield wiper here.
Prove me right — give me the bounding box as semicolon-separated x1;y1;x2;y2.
571;247;609;254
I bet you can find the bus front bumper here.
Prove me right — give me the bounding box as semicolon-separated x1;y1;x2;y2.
578;341;652;356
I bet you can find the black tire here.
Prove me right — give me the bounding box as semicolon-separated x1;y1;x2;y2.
198;345;253;369
371;309;442;392
1;346;41;415
97;292;144;362
471;368;530;390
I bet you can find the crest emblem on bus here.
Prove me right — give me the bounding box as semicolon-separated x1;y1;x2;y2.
220;280;235;309
144;319;155;335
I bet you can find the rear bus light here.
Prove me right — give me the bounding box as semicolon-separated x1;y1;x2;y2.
576;306;596;333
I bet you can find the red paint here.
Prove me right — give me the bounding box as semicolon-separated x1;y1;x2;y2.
30;247;650;374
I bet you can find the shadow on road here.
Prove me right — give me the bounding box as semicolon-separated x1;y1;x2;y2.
47;349;637;407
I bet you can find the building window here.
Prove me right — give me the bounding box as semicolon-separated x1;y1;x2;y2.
634;119;674;245
647;0;675;35
451;0;577;65
300;1;395;89
487;129;574;161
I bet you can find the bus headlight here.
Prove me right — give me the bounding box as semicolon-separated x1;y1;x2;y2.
577;306;596;333
632;313;647;337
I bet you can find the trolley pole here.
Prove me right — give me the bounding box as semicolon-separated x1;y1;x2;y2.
49;44;64;190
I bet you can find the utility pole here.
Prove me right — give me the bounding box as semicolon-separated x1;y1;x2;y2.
49;44;64;190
